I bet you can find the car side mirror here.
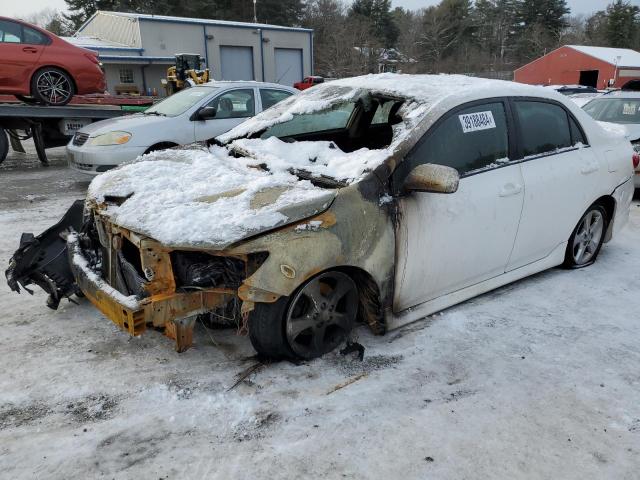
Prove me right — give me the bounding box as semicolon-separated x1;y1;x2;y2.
197;106;217;120
403;164;460;194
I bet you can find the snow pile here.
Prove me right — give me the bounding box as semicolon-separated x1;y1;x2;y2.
231;137;388;182
87;147;335;248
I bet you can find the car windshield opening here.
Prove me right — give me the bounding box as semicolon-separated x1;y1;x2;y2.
256;95;403;153
583;98;640;124
144;86;218;117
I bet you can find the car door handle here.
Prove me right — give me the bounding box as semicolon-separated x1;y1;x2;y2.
499;183;522;197
22;47;38;53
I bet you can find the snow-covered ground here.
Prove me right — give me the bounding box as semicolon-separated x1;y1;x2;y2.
1;143;639;479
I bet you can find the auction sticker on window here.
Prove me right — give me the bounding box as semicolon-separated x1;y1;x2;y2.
623;103;637;115
459;111;496;133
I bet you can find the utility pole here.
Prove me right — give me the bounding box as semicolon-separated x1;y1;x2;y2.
613;55;622;88
254;0;258;23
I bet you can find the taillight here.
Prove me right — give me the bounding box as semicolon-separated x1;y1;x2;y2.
633;152;640;169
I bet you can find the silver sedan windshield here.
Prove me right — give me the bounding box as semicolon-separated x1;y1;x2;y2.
144;86;218;117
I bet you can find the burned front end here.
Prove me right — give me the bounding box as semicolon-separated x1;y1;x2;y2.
7;202;267;352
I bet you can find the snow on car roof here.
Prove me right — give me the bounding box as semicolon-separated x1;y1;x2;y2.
217;73;556;144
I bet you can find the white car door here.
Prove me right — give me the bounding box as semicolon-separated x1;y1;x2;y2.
193;88;257;141
394;100;525;311
506;100;603;270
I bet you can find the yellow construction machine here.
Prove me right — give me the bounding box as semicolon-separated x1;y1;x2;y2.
162;53;211;95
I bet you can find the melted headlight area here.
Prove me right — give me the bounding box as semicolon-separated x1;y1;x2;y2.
73;212;271;351
171;252;246;290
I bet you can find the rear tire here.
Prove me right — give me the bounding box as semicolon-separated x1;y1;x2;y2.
248;270;359;360
563;204;608;268
31;67;75;106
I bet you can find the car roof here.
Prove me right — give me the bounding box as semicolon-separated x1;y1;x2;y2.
597;90;640;99
196;81;297;92
218;73;572;143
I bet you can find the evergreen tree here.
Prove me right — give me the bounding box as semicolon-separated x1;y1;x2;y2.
349;0;399;47
515;0;570;61
584;11;609;46
604;0;640;48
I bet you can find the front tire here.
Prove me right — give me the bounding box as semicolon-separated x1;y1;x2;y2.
0;129;8;164
249;271;359;360
564;204;608;268
31;68;75;106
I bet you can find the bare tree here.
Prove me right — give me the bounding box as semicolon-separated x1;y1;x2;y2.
21;8;73;36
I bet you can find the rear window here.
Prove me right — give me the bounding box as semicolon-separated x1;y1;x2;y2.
514;101;572;157
583;98;640;124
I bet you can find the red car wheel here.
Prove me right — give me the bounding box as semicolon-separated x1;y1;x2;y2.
31;67;75;106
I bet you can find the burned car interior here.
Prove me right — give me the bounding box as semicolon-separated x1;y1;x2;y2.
252;94;404;153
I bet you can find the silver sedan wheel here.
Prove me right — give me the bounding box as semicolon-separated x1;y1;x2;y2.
285;271;358;359
36;71;72;105
572;210;604;265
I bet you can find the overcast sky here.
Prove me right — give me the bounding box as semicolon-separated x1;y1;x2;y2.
0;0;636;20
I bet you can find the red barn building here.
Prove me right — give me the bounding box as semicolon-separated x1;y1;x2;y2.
514;45;640;90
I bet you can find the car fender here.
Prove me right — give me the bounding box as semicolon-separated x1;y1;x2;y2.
226;174;396;328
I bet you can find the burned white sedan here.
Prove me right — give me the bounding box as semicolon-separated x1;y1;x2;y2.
7;74;634;360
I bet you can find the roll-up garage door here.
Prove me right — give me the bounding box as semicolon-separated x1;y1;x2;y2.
275;48;303;86
220;46;254;81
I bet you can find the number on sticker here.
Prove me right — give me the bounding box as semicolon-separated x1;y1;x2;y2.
459;111;496;133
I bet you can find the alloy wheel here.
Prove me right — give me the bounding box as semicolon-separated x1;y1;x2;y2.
572;210;604;265
285;271;358;359
36;71;72;105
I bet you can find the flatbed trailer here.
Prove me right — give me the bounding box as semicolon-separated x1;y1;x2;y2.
0;99;152;165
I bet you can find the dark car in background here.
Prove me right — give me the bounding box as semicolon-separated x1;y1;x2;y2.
0;16;105;106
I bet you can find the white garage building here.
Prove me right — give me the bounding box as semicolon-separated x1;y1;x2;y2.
64;11;313;96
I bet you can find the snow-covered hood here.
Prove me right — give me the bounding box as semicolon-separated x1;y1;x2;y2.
86;146;337;249
79;113;169;136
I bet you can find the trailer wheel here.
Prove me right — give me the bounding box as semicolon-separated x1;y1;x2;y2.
0;129;8;164
31;67;75;106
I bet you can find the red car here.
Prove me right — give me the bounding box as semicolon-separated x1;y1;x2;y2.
293;76;325;91
0;17;105;106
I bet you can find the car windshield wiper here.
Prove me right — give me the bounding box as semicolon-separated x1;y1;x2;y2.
290;169;346;188
143;111;166;116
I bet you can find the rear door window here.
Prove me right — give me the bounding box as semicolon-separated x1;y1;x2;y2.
23;26;48;45
514;101;572;156
259;89;293;110
406;102;510;176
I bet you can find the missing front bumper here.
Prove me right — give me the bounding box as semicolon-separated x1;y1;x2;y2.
67;233;235;351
